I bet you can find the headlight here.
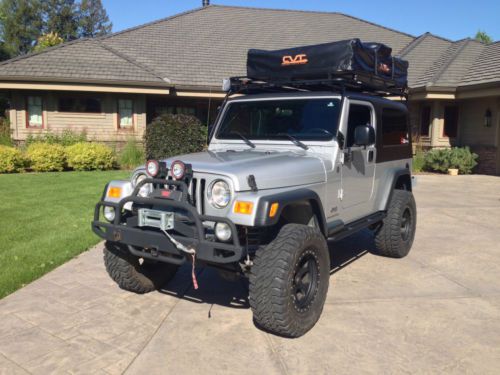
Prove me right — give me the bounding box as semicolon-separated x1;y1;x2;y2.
171;160;186;180
208;180;231;208
133;173;153;197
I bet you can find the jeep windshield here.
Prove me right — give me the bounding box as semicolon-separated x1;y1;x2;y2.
216;98;341;142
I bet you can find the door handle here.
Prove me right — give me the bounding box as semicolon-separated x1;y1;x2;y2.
368;150;374;162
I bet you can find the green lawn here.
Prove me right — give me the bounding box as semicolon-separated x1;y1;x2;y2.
0;170;130;298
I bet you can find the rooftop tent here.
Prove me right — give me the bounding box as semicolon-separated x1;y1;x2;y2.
246;39;409;89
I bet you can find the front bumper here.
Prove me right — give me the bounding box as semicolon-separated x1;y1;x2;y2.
91;178;244;266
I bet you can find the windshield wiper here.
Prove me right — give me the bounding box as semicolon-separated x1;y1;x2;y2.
277;133;309;150
230;131;256;148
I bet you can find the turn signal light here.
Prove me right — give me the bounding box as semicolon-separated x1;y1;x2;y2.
269;203;279;218
107;187;122;199
234;201;254;215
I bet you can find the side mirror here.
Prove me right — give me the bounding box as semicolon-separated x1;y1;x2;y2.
354;125;375;146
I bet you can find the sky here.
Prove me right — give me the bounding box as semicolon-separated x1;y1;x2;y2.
102;0;500;42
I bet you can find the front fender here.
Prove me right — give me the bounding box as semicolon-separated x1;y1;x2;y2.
253;188;327;235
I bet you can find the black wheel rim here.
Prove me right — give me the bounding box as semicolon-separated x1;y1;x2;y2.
292;251;320;311
400;208;412;242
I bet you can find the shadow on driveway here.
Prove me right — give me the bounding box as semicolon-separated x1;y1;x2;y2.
156;229;375;311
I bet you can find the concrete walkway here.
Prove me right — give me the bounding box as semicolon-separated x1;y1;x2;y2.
1;175;499;374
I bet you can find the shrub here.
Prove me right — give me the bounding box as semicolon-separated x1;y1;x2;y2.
412;150;426;173
424;147;478;174
66;142;116;171
144;114;207;159
119;138;144;169
26;143;66;172
0;117;12;146
26;129;87;147
0;146;25;173
448;147;478;174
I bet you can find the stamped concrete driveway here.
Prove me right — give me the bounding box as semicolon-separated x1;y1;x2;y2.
1;175;500;375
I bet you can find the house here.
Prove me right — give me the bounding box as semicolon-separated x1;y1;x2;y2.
0;4;499;174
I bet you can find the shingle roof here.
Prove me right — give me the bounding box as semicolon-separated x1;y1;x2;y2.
398;33;453;87
461;41;500;86
0;5;497;91
0;38;166;86
100;5;415;88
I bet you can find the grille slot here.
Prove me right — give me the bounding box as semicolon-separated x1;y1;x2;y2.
189;177;206;215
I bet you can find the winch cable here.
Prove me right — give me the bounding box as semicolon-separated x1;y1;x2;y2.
161;229;199;290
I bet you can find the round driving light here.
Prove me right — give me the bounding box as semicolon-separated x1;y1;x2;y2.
103;206;115;222
146;160;159;177
215;222;232;242
209;180;231;208
171;160;186;180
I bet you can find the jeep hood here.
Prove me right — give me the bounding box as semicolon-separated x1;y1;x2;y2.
162;150;326;191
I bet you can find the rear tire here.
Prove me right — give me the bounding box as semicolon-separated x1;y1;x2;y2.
374;190;417;258
103;241;179;293
249;224;330;338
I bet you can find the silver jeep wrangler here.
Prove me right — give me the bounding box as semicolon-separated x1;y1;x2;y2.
92;40;416;337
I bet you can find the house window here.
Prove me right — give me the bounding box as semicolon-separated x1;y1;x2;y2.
27;96;43;128
443;106;458;138
420;106;431;137
381;108;409;145
118;99;134;129
58;96;101;113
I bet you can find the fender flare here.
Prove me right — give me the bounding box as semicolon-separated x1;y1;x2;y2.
376;168;412;211
254;189;328;236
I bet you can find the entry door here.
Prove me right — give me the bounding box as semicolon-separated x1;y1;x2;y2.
341;101;376;211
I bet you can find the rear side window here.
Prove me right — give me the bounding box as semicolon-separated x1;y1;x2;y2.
381;108;409;146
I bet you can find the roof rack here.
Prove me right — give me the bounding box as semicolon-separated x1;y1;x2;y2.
227;71;408;99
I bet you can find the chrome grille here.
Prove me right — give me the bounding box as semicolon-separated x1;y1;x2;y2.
188;177;206;214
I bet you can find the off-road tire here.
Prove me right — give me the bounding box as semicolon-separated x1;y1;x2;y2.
249;224;330;338
374;190;417;258
103;241;179;293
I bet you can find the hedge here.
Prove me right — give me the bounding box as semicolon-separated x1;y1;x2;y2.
0;146;25;173
144;114;207;159
66;142;116;171
26;143;66;172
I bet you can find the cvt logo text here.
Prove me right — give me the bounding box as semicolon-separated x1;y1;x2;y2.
282;54;308;66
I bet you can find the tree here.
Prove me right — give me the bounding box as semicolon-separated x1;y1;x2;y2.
42;0;79;41
78;0;112;37
33;32;64;52
475;30;493;44
0;0;43;57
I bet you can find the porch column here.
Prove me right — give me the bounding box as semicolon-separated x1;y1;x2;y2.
430;100;443;147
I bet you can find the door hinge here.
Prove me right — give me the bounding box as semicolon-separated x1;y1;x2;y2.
338;188;344;201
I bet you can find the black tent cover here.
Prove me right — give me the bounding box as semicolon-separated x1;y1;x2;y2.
247;39;409;88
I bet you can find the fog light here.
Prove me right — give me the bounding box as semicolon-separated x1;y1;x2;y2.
104;206;115;222
215;222;232;242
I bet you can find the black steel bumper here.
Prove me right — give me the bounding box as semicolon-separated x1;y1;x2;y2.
91;178;244;266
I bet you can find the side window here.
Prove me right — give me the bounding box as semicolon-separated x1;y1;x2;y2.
346;104;372;147
443;106;458;138
420;106;431;137
27;96;43;128
118;99;134;129
382;108;409;145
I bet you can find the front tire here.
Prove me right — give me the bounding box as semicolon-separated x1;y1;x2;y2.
374;190;417;258
103;241;179;293
249;224;330;338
